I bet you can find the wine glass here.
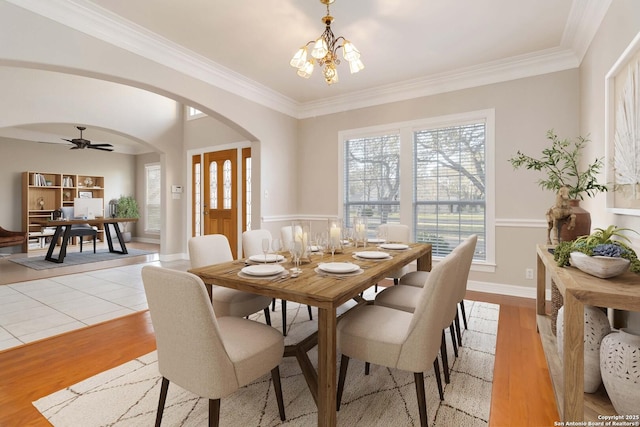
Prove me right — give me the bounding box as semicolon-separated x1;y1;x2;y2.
272;238;282;260
261;238;270;264
290;240;303;274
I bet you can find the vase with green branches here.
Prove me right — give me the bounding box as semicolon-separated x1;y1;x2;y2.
508;129;608;200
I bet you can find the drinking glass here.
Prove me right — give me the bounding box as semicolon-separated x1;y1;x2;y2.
262;238;270;263
272;238;282;257
290;240;303;274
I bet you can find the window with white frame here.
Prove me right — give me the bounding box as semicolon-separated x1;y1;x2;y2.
341;110;494;264
145;163;161;233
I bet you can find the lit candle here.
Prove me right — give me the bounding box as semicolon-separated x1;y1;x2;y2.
330;225;341;246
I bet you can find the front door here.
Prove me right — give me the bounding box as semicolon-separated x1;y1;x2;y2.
203;149;238;258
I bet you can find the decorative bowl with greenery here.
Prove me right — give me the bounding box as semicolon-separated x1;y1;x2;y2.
554;225;640;274
508;130;608;200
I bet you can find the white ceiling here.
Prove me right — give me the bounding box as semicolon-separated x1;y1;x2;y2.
1;0;611;153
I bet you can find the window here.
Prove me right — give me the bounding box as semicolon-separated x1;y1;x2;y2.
341;110;494;265
145;163;161;233
186;106;204;120
343;133;401;230
414;122;486;258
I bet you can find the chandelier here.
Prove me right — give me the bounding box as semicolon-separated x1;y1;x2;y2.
289;0;364;85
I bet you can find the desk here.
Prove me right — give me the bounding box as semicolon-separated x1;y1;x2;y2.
536;244;640;421
190;242;432;427
32;217;138;263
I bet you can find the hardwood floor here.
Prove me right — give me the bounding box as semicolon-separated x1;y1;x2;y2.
0;286;560;426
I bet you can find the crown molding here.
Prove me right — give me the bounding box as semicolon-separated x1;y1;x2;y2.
562;0;612;62
297;47;580;118
7;0;610;120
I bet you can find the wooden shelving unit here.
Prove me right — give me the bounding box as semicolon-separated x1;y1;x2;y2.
22;171;105;252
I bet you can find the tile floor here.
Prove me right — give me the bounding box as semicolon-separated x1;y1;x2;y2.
0;259;190;351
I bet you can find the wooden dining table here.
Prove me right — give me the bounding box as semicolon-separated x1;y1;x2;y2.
190;242;432;427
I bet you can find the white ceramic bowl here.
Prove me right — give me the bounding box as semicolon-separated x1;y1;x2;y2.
569;252;630;279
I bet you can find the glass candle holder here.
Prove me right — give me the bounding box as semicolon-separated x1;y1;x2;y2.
292;220;311;263
327;218;343;254
353;216;368;247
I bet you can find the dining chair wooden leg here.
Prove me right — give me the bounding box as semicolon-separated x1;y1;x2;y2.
272;298;276;312
364;361;370;375
281;300;287;336
155;376;170;427
460;300;468;329
449;324;458;357
271;366;286;421
336;354;350;411
307;305;313;320
413;372;428;427
209;398;220;427
440;330;450;384
433;359;444;400
263;308;271;326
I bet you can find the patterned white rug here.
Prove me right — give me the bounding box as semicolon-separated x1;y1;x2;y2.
33;299;498;426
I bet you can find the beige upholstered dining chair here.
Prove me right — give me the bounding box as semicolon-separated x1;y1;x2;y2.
242;229;312;336
189;234;272;324
336;251;461;427
374;234;478;383
142;266;286;426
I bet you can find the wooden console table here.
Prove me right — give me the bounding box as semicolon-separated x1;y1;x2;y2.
536;244;640;422
32;217;137;263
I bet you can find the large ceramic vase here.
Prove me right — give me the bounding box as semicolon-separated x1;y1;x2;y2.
600;328;640;414
557;305;611;393
560;199;591;242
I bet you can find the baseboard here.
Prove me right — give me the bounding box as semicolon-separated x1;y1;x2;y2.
467;280;551;301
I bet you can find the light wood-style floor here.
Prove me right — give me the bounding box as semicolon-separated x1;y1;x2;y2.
0;249;560;426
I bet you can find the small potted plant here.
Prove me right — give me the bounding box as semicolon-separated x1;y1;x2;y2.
554;225;640;278
115;195;140;242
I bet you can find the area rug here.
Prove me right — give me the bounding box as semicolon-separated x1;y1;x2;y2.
33;300;498;426
9;249;155;270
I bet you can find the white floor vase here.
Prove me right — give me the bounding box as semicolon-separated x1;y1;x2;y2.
600;328;640;415
556;305;611;393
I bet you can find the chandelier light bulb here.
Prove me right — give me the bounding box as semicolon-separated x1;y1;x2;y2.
290;47;308;69
348;58;365;74
342;41;360;62
297;60;315;78
311;37;329;59
323;64;339;85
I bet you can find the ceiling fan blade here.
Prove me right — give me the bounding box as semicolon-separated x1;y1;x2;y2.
89;146;114;152
89;143;114;148
70;146;81;150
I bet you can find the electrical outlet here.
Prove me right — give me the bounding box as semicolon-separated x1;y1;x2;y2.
525;268;534;280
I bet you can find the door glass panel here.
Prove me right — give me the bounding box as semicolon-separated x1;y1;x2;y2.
210;162;218;209
223;159;232;210
194;162;201;237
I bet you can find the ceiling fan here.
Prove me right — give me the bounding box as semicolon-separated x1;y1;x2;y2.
63;126;114;152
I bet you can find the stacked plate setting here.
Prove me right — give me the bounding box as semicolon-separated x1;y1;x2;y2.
241;264;285;277
353;251;392;260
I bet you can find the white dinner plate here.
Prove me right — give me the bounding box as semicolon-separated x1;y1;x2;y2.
241;264;285;276
354;251;391;260
318;262;360;274
248;254;284;263
379;243;409;250
367;238;386;244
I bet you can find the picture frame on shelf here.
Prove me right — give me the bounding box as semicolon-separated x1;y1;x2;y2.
605;30;640;216
78;191;93;199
